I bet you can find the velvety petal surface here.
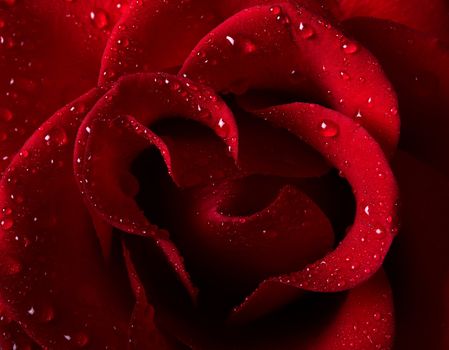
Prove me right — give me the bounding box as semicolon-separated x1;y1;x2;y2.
332;0;449;40
230;102;398;322
180;3;400;155
99;0;331;84
344;17;449;176
0;88;135;348
0;0;124;174
388;152;449;350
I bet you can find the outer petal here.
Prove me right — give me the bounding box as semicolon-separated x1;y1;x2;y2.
122;241;177;350
0;89;132;348
0;0;123;174
180;3;399;155
306;271;394;350
99;0;331;84
388;152;449;350
343;18;449;176
0;306;39;350
74;72;238;233
332;0;449;40
161;271;394;350
230;102;398;322
73;73;241;301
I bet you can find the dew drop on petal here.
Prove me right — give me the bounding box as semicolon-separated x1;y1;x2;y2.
1;218;13;230
319;120;339;137
74;332;89;347
269;6;282;15
52;127;68;146
89;9;109;29
364;205;370;215
0;107;13;122
241;39;256;54
117;38;130;47
342;41;359;54
340;70;350;80
298;22;315;39
225;35;235;46
4;258;21;275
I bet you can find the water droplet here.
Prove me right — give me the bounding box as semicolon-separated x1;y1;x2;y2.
269;6;282;15
74;332;89;347
298;22;315;39
240;39;256;54
225;35;235;46
341;41;359;54
340;70;350;80
390;107;398;116
373;312;381;321
52;127;68;146
27;307;35;315
0;107;13;122
374;227;384;237
355;110;363;118
4;258;21;275
2;207;12;215
1;218;13;230
386;216;393;224
319;120;339;137
0;18;5;29
364;205;370;215
89;9;109;29
117;37;130;47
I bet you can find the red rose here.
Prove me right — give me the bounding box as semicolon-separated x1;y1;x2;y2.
0;0;448;349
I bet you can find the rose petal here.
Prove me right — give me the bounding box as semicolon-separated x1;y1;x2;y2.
99;0;331;84
180;3;399;155
333;0;449;40
0;0;123;174
175;177;334;299
0;88;132;348
236;111;331;177
230;102;398;322
388;152;449;350
160;271;394;350
306;271;394;350
74;72;238;233
0;306;39;350
122;241;177;350
343;17;449;176
74;72;240;301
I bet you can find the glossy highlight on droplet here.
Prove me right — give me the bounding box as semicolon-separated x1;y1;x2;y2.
319;120;339;138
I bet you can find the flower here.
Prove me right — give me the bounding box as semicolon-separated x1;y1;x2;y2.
0;0;448;349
